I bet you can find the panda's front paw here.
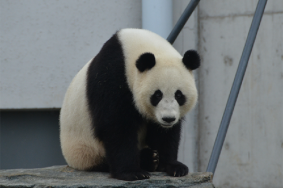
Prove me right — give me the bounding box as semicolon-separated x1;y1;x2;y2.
166;161;188;177
140;148;159;172
112;169;150;181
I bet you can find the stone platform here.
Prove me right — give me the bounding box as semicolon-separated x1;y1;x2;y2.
0;165;214;188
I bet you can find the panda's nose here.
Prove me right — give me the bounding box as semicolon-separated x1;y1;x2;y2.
162;117;176;123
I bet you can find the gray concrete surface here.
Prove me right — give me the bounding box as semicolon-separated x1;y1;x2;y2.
198;1;283;187
0;165;214;188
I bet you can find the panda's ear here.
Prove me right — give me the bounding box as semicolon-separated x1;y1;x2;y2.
182;50;200;70
136;53;156;72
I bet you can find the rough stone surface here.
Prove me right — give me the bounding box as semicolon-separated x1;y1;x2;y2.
0;165;214;188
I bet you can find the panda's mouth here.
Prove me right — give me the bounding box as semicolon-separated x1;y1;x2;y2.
161;123;174;127
160;121;176;128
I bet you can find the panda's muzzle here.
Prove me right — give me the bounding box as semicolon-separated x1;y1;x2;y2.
162;117;176;123
154;97;180;127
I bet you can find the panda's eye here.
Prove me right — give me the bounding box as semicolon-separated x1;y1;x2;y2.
150;90;163;106
154;90;163;99
175;92;182;99
175;90;186;106
175;90;183;98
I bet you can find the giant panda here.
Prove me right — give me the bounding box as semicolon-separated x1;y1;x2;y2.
60;28;200;181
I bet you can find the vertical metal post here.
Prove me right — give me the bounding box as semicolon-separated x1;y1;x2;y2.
167;0;200;44
206;0;267;174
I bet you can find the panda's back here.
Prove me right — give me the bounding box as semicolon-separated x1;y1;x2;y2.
60;60;105;170
59;30;143;170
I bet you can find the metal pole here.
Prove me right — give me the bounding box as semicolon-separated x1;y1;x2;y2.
167;0;200;44
206;0;267;174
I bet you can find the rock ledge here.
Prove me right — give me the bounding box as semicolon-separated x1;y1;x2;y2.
0;165;214;188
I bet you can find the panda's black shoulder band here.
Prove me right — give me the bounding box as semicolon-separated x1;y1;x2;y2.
136;53;156;72
182;50;200;70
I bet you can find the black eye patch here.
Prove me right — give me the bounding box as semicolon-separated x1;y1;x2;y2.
150;90;163;106
175;90;186;106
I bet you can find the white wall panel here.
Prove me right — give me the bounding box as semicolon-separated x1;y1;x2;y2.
0;0;141;109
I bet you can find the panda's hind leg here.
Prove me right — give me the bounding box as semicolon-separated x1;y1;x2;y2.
88;157;109;172
140;147;159;172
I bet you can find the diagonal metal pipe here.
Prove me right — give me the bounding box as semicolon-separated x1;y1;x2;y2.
206;0;267;174
167;0;200;44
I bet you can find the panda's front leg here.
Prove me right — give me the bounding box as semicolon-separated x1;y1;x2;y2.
146;122;189;177
159;160;189;177
101;122;150;181
140;147;159;172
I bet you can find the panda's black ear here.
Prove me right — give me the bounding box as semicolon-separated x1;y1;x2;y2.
182;50;200;70
136;53;156;72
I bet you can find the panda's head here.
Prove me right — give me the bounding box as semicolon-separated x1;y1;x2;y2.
133;50;200;128
118;28;200;128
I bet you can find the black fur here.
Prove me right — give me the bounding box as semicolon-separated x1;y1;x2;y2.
136;53;156;72
87;33;147;181
86;32;188;181
175;90;186;106
88;158;109;172
182;50;200;70
150;90;163;106
146;121;188;177
140;148;159;172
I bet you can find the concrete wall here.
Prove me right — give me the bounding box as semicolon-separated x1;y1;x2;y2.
198;0;283;187
0;0;141;109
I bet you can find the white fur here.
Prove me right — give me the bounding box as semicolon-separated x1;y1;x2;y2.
155;97;179;127
60;59;105;170
118;29;198;125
